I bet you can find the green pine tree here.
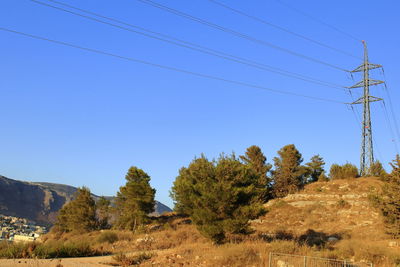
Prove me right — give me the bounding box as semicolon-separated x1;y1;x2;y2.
171;154;265;243
271;144;307;198
55;187;97;233
378;155;400;237
305;155;325;183
240;145;272;201
114;167;156;231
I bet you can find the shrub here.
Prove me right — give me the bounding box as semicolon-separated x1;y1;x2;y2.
336;199;351;208
0;240;103;259
369;161;388;180
97;231;118;244
113;252;154;267
33;240;97;258
329;163;358;180
0;242;27;258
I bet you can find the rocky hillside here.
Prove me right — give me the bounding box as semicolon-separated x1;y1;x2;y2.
0;175;171;226
253;177;386;240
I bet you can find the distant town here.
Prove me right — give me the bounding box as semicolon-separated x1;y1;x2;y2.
0;214;47;242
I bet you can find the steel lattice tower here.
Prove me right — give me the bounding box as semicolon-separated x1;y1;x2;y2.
348;41;383;176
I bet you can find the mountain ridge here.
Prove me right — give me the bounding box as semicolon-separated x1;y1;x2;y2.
0;175;172;226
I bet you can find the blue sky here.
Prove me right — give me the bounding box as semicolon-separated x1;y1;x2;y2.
1;0;399;208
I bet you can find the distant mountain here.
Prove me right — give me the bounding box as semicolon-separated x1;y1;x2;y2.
0;175;172;226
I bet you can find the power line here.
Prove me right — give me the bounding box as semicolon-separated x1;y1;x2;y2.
275;0;361;43
135;0;350;72
381;72;400;143
30;0;346;90
381;101;400;155
0;27;346;104
208;0;361;60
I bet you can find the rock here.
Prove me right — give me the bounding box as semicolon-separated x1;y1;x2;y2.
327;236;339;242
136;235;154;244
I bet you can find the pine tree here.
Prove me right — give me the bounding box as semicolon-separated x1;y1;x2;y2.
379;155;400;237
55;187;97;233
114;167;156;231
97;196;111;229
369;161;388;180
240;145;272;201
271;144;307;198
305;155;325;183
171;154;265;243
170;155;214;216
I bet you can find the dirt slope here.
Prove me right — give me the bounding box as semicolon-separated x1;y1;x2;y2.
253;177;386;240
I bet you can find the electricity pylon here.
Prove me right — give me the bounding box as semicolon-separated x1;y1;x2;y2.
348;41;383;176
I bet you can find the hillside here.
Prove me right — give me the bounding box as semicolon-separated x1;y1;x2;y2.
253;177;386;240
0;175;171;226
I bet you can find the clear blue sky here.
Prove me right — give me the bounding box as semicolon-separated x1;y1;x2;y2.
1;0;399;208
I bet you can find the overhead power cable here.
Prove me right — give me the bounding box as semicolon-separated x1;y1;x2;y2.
381;73;400;143
135;0;350;72
381;101;400;154
208;0;360;60
0;27;345;104
275;0;361;42
30;0;346;90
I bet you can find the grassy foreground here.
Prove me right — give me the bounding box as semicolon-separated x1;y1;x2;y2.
1;222;399;266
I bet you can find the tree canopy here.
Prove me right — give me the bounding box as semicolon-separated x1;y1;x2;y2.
55;187;97;233
305;154;325;183
171;154;266;243
114;166;156;231
240;145;272;201
379;155;400;237
271;144;307;198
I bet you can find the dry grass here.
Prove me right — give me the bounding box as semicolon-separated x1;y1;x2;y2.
112;252;154;266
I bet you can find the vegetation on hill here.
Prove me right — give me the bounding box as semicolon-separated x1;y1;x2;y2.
374;155;400;237
2;175;399;266
52;166;156;234
329;163;359;180
171;153;266;243
271;144;308;197
305;154;325;183
54;187;98;233
239;145;272;201
114;167;156;231
369;160;388;180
